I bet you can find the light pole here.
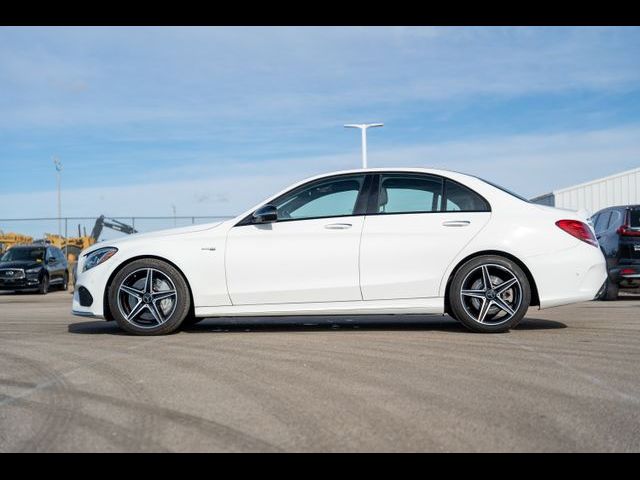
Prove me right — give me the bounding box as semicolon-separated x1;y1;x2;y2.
344;123;384;168
53;157;63;237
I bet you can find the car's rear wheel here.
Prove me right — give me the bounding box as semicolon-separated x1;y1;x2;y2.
108;258;191;335
596;276;619;301
61;272;69;291
449;255;531;333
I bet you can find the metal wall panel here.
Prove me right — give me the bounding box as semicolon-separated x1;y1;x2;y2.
552;167;640;213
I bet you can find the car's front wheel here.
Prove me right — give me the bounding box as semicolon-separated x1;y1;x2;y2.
108;258;191;335
449;255;531;333
38;274;49;295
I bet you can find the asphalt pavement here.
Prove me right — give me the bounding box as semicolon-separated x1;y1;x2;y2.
1;289;639;452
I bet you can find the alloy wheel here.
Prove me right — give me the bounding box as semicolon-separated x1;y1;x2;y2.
459;263;523;325
116;268;178;329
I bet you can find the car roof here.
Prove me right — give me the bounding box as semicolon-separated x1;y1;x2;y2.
595;205;640;213
310;167;471;176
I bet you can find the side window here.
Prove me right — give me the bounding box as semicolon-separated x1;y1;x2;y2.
376;174;443;214
594;211;611;234
444;180;490;212
274;175;366;221
607;210;623;230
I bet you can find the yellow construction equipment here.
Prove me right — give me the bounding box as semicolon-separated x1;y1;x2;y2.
0;231;34;254
42;216;137;287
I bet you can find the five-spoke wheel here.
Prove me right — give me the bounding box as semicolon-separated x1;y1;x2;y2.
108;258;191;335
449;255;531;333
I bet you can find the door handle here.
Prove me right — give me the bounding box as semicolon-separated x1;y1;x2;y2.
442;220;471;227
324;223;352;230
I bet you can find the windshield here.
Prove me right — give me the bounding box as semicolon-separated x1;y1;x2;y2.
1;247;45;263
474;177;531;203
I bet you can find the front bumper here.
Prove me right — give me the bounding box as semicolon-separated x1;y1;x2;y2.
0;277;42;290
71;262;114;320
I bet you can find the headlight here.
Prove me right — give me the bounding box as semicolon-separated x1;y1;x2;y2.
26;267;42;274
83;247;118;272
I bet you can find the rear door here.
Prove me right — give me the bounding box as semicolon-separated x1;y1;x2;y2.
359;173;491;300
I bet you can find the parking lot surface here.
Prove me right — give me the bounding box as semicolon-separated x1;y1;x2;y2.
1;289;639;452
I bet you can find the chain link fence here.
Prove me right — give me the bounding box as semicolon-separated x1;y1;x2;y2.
0;216;234;290
0;215;234;243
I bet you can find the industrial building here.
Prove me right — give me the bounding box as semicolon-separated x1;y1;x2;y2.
531;166;640;213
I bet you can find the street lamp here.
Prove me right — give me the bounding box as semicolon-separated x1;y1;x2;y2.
53;157;63;237
344;123;384;168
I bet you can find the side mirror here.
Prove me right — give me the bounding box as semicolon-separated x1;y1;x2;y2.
252;205;278;224
47;257;56;264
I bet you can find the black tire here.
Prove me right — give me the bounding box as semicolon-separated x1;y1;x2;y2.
38;274;49;295
108;258;191;336
597;276;619;301
449;255;531;333
60;272;69;291
181;315;206;327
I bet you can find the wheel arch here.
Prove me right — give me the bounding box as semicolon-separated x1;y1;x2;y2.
443;250;540;315
102;255;195;322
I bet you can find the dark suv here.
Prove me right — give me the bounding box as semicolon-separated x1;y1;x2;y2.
0;245;69;294
591;205;640;300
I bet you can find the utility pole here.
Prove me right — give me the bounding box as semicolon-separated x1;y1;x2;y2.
53;157;63;237
344;123;384;168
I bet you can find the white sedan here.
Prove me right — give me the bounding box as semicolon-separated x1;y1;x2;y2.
72;168;607;335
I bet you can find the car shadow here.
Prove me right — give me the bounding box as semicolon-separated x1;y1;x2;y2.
67;315;566;335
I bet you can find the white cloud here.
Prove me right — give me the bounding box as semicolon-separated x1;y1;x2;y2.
1;27;639;130
2;124;638;238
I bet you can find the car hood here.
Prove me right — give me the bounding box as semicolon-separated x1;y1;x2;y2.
86;221;225;252
0;260;43;270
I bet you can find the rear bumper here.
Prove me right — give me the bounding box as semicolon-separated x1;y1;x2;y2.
610;265;640;287
525;243;607;309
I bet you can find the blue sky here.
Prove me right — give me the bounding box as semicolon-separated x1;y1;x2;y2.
1;26;640;225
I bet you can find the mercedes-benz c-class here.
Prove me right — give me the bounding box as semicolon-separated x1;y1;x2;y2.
72;168;607;335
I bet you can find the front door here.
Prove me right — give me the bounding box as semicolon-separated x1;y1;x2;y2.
226;174;368;305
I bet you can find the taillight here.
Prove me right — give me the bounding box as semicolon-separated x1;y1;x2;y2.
617;225;640;237
555;219;598;247
616;209;640;236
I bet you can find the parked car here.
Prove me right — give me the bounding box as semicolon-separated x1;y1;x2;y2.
72;168;606;335
0;244;69;294
590;205;640;300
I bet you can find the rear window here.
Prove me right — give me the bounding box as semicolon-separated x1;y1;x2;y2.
445;180;490;212
474;177;530;203
630;209;640;228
